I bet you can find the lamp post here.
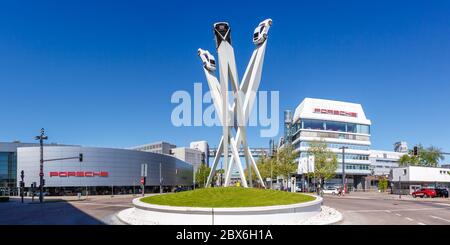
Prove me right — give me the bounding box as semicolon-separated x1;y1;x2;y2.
339;146;348;195
35;128;48;203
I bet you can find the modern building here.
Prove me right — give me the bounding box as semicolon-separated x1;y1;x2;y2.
391;166;450;194
1;142;67;195
129;141;176;155
171;147;203;172
15;145;193;196
289;98;372;190
190;141;210;166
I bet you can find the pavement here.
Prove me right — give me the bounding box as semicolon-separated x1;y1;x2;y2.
323;192;450;225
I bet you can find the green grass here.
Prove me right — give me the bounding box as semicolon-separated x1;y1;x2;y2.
140;187;316;208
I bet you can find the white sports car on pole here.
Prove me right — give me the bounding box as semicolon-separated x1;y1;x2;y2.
253;19;272;45
197;48;216;71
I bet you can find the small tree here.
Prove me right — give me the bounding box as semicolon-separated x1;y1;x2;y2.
399;144;444;167
195;163;211;188
274;143;299;191
307;141;338;188
378;177;388;192
245;154;276;188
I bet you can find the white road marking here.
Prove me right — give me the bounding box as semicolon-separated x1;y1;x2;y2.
436;203;450;207
430;215;450;223
395;213;402;216
405;217;414;221
418;222;426;225
345;207;449;213
385;210;391;213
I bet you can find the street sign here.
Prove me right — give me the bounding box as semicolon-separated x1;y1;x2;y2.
141;163;148;177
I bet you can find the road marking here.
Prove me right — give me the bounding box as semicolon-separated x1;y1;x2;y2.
418;222;426;225
405;217;414;221
430;215;450;223
345;207;449;213
395;213;402;216
385;210;391;213
436;203;450;207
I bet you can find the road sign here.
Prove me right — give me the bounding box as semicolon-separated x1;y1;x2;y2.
141;163;148;177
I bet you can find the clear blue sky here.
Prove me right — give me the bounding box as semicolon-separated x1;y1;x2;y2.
1;1;449;160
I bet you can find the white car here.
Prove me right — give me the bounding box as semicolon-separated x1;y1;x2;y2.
322;187;339;195
253;19;272;45
197;49;216;71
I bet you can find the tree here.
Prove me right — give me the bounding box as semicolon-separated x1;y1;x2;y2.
306;141;338;187
399;145;444;167
274;143;299;190
195;163;211;188
244;154;276;187
378;177;388;192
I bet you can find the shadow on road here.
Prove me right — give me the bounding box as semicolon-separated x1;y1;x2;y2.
0;199;104;225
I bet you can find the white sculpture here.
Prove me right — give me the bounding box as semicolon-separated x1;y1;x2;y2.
198;19;273;188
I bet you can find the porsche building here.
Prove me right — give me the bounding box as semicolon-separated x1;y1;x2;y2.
16;146;193;196
287;98;372;191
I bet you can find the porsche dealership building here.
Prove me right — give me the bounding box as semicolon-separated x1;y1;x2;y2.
14;145;193;195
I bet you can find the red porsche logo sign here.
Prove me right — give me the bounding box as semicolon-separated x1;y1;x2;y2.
49;171;108;177
314;108;357;118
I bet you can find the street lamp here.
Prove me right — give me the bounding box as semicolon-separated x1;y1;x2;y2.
35;128;48;203
339;146;348;194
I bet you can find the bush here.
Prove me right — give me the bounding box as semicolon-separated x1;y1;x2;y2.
0;196;9;202
378;178;388;192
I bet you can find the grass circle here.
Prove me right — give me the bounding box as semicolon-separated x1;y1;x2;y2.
140;187;316;208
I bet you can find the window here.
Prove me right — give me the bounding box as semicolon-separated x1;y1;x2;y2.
302;120;325;130
326;121;346;132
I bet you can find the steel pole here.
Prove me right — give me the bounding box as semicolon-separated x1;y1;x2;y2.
159;162;162;194
39;136;44;203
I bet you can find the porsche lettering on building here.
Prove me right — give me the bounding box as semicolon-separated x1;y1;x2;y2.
49;171;109;177
313;108;358;118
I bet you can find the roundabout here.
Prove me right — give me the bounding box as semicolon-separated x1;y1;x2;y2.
116;188;339;225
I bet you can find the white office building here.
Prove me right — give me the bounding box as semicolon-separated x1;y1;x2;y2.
291;98;372;190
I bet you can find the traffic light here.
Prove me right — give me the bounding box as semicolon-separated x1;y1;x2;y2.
79;153;83;162
42;179;45;187
413;146;419;156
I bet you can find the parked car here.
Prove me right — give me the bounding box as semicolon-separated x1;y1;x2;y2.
412;188;436;198
322;186;339;195
174;187;188;193
434;188;449;198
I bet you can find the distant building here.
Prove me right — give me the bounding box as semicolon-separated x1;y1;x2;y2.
129;141;176;155
190;141;209;165
369;150;405;177
394;141;409;153
441;164;450;169
171;147;203;173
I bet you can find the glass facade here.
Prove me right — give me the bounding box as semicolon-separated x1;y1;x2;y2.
293;131;370;142
296;141;370;151
0;152;17;188
300;152;369;161
293;119;370;135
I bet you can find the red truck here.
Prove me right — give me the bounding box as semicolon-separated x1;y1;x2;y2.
412;188;436;198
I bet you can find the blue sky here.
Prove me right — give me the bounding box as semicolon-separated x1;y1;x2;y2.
0;0;449;160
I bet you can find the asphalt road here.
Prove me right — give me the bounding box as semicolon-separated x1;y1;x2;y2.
0;195;136;225
323;194;450;225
